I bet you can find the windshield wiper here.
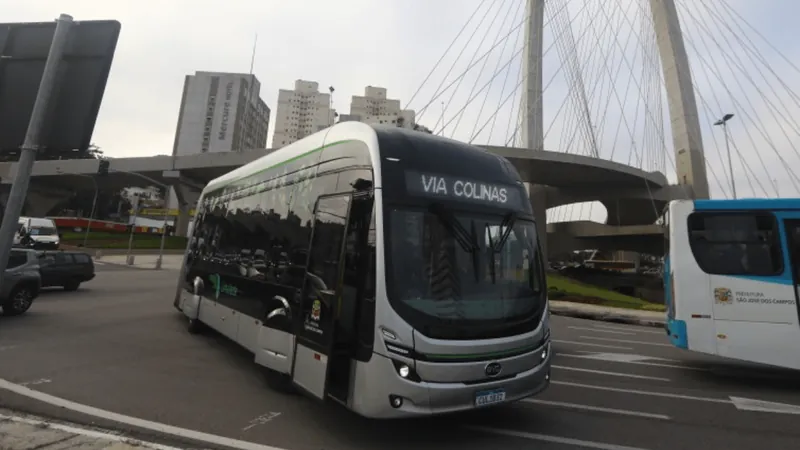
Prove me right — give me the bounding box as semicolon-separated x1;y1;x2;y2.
429;204;480;281
493;212;517;252
484;212;518;284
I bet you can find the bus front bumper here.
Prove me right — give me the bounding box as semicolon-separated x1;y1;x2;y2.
352;340;552;419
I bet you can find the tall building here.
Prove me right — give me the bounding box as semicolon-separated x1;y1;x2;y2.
340;86;416;128
172;71;270;156
272;80;335;148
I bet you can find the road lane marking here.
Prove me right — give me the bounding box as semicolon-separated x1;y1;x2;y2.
569;326;636;335
242;412;282;431
0;413;183;450
553;339;634;350
466;426;652;450
730;397;800;415
558;352;710;371
579;336;673;347
0;378;289;450
521;398;671;420
552;365;671;381
19;378;52;387
553;381;800;415
552;380;732;404
592;324;666;335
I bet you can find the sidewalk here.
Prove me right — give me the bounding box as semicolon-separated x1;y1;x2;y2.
0;410;187;450
549;300;666;328
94;254;184;270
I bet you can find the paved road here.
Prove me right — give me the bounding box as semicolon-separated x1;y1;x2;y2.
1;268;800;450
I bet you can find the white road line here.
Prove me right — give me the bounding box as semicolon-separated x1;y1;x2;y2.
0;413;183;450
521;398;671;420
569;326;636;335
466;426;652;450
551;380;732;404
553;339;634;350
551;365;671;381
580;336;673;347
592;324;666;335
0;378;288;450
552;381;800;416
558;353;710;371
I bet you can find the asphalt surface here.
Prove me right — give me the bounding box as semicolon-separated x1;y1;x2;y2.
1;265;800;450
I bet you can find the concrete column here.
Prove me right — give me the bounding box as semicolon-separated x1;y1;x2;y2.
527;184;548;263
649;0;710;199
521;0;545;151
172;184;199;237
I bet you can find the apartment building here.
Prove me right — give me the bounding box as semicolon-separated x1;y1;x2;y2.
272;80;335;148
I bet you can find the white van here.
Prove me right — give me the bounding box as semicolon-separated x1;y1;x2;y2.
16;217;60;249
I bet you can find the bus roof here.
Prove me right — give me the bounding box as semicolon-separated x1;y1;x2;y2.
203;121;379;195
691;198;800;211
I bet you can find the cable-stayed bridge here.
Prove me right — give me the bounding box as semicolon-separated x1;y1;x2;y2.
402;0;800;259
3;0;798;261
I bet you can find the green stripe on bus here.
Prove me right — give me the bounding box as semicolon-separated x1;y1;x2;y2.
421;343;540;361
215;139;359;190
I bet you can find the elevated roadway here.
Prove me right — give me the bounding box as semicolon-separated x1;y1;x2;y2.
0;145;685;254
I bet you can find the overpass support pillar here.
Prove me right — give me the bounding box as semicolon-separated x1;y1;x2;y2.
172;184;200;237
527;184;548;263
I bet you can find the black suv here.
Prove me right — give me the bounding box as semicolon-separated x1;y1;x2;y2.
36;250;96;291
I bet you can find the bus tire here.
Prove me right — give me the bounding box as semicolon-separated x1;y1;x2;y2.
187;318;205;334
263;368;296;394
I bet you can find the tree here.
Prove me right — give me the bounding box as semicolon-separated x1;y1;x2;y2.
412;123;433;134
397;116;433;134
87;143;104;159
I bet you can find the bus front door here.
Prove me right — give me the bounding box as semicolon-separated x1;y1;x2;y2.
784;219;800;325
290;194;352;402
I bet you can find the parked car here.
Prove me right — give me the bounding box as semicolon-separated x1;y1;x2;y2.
0;249;42;316
15;217;61;249
36;250;95;291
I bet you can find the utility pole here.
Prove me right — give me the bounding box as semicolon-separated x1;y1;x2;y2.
0;14;73;286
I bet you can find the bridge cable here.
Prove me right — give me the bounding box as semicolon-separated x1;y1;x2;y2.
477;0;525;144
404;0;488;112
448;0;515;139
435;0;504;134
468;0;597;143
680;1;799;194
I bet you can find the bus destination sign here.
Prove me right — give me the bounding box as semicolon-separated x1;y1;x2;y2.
405;171;524;209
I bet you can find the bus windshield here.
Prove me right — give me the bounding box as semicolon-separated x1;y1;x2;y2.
386;205;545;338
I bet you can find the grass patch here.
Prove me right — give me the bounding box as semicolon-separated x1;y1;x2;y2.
547;273;665;312
60;231;188;250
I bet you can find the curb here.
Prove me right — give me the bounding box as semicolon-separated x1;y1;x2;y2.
549;306;666;329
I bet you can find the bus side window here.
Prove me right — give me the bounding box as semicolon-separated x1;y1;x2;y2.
687;212;783;276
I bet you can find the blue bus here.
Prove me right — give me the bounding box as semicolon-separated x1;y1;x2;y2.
664;198;800;370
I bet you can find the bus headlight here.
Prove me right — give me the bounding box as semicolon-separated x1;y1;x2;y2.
398;364;410;378
391;360;421;382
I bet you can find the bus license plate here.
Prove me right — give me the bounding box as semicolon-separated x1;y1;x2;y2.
475;389;506;407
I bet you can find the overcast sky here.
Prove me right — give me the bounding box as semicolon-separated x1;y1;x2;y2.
4;0;799;221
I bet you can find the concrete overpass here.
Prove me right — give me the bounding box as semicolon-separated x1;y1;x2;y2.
0;146;686;254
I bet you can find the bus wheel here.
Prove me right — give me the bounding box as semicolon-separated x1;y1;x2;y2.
187;318;205;334
264;368;296;394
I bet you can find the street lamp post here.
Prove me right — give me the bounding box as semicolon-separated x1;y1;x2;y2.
714;113;736;199
55;170;99;248
113;170;171;269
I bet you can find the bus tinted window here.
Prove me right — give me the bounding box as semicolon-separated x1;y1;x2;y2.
687;212;782;276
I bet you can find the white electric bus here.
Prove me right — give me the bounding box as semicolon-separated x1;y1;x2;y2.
173;122;551;418
664;198;800;370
